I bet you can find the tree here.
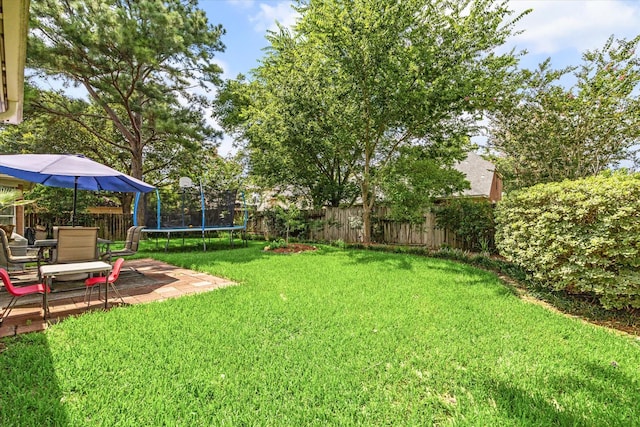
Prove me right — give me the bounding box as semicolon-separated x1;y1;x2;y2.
0;85;123;215
273;201;305;244
200;152;246;194
379;146;470;223
27;0;227;218
216;0;525;242
487;36;640;190
215;68;361;209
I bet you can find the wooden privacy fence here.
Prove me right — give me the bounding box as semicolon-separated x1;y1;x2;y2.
250;206;461;249
27;207;461;249
25;213;133;241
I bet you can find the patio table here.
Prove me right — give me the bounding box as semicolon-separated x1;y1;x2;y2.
39;261;112;317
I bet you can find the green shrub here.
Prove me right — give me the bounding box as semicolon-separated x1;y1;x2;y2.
264;238;288;250
261;207;306;242
495;171;640;309
331;239;347;249
434;198;496;253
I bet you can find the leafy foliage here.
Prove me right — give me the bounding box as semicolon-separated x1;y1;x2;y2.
263;238;288;250
435;198;495;252
496;171;640;309
215;0;527;241
274;205;305;244
0;188;34;209
261;204;307;243
380;146;470;223
1;87;136;212
487;36;640;190
26;0;226;189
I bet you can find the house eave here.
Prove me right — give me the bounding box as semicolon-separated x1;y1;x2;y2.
0;173;34;190
0;0;30;125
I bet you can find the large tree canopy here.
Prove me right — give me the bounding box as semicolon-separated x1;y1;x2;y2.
0;85;231;218
26;0;226;210
215;0;525;242
487;36;640;190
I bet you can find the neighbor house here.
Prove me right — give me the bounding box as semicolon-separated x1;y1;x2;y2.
452;151;502;202
253;151;503;212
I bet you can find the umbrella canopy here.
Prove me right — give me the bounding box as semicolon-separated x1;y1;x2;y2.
0;154;155;225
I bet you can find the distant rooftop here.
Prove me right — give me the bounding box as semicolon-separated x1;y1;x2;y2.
453;152;497;198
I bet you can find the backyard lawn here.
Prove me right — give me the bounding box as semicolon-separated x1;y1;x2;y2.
1;242;639;426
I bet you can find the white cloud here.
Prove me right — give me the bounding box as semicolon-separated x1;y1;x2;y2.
217;133;238;157
249;1;299;33
213;57;235;80
509;0;640;54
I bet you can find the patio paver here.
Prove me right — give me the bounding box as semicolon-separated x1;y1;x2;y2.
0;258;236;338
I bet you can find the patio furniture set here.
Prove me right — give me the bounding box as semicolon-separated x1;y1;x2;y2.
0;225;143;325
0;153;154;326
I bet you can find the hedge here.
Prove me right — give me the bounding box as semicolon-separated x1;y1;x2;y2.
495;171;640;309
434;198;495;253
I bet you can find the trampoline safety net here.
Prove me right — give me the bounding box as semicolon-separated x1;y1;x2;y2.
143;189;238;229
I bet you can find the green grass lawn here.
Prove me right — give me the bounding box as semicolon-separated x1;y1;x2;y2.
1;241;639;426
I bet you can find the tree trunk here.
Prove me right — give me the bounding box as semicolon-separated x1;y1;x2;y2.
361;142;373;244
362;200;371;243
361;174;372;244
129;116;146;226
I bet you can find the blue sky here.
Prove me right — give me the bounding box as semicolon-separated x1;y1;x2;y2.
206;0;640;77
204;0;640;155
201;1;300;80
31;1;640;156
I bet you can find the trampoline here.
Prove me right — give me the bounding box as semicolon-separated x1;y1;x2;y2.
134;184;248;251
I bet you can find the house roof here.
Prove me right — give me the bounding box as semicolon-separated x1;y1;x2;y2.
0;173;34;190
453;152;497;198
0;0;30;124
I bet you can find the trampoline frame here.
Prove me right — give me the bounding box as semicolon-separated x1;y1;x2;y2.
133;186;248;251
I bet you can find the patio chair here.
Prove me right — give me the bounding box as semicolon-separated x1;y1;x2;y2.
84;257;126;306
0;268;50;324
50;226;100;281
101;226;145;262
51;226;100;264
0;228;39;273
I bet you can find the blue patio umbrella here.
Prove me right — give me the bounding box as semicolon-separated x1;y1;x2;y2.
0;154;155;226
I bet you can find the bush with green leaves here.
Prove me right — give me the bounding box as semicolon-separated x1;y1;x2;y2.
434;198;495;253
495;171;640;309
264;238;288;250
261;205;307;243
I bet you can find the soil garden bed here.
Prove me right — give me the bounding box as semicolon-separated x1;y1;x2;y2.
264;243;317;254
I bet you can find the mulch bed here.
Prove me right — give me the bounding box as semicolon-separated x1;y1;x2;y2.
264;243;317;254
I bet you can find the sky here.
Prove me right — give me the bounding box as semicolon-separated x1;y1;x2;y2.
32;1;640;156
202;0;640;155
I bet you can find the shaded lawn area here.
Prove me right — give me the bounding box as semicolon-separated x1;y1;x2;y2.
1;242;639;426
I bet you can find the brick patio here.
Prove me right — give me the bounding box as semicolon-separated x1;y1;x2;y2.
0;258;236;337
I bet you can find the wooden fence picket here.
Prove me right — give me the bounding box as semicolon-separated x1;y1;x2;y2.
26;207;461;249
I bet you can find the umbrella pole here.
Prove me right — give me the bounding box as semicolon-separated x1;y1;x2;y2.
72;177;78;226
